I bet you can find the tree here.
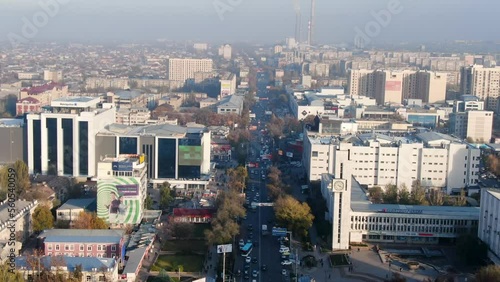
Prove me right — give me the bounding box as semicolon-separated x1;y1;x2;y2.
0;160;31;196
368;187;383;204
73;264;83;280
0;261;25;282
383;184;399;204
410;180;427;205
73;212;108;229
476;265;500;282
153;269;171;282
145;194;153;210
166;221;195;239
428;188;444;206
32;205;54;232
398;185;411;205
274;195;314;237
159;182;175;209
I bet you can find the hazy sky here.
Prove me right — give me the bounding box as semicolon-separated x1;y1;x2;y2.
1;0;499;44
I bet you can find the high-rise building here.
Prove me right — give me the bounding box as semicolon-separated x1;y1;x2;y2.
449;110;493;143
219;73;236;97
218;44;232;60
166;58;213;82
193;43;208;52
348;69;447;105
43;69;63;82
460;65;500;111
26;97;116;177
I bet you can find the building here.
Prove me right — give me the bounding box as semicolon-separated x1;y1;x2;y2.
43;69;63;82
321;173;479;250
26;97;116;177
478;189;500;264
461;65;500;111
304;129;480;193
17;72;41;80
348;70;447;105
449;110;494;143
220;73;237;98
16;97;41;116
199;98;218;109
0;199;38;244
15;256;118;282
453;95;485;112
38;229;126;261
107;90;147;109
217;95;244;115
159;95;183;111
193;43;208;51
115;108;151;125
85;77;129;90
56;198;96;225
95;123;211;188
167;58;213;82
219;44;232;60
96;154;147;226
0;118;25;165
172;208;216;223
18;82;68;105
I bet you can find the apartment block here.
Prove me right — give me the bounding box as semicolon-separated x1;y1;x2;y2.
461;65;500;111
167;58;213;82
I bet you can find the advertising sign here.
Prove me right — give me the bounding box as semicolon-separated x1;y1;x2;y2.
112;162;133;171
116;184;139;196
97;177;142;225
217;244;233;253
178;146;203;166
272;227;287;237
385;81;402;91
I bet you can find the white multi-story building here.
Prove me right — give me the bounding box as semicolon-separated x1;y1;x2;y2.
304;130;480;193
167;58;213;82
26;97;116;177
478;189;500;264
220;73;236;97
115;108;151;126
461;65;500;111
43;69;63;82
219;44;232;60
96;154;147;226
449;110;494;143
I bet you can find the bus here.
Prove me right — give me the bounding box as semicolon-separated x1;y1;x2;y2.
240;243;253;257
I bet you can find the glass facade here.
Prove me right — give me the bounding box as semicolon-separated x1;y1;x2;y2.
79;121;88;175
157;138;176;178
178;165;201;179
119;137;138;154
407;115;438;128
46;118;58;174
62;119;73;175
33;120;41;173
142;144;153;178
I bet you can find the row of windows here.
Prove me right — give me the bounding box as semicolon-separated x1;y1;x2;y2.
351;216;476;226
47;252;117;259
47;244;116;252
351;223;472;234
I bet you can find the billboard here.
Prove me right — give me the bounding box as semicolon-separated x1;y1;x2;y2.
112;162;133;171
178;146;203;166
97;177;142;225
385;81;402;91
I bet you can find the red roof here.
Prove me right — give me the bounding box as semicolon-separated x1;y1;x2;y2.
21;82;63;95
173;208;215;218
17;97;40;104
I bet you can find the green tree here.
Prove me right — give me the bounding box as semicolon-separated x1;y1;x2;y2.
274;195;314;237
368;187;383;204
32;205;54;232
0;160;31;196
410;180;427;205
382;184;398;204
398;185;411;205
476;265;500;282
159;182;175;209
0;262;25;282
145;194;153;210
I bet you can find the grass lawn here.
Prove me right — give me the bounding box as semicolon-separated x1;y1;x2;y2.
151;255;204;272
162;240;207;253
329;254;350;266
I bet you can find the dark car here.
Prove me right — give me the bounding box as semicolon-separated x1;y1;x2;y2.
261;264;268;271
236;270;242;277
252;257;258;263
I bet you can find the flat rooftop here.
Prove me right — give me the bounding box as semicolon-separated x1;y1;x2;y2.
99;123;208;137
52;96;98;103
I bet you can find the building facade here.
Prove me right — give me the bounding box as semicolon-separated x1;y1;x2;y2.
96;154;147;226
461;65;500;111
478;189;500;264
0;200;38;243
26;97;116;177
167;58;213;82
18;82;68;105
0;119;25;165
449;110;493;142
220;73;236;97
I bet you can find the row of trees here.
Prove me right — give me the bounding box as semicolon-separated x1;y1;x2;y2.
32;205;108;232
0;160;31;200
205;166;248;245
266;166;290;200
368;182;467;206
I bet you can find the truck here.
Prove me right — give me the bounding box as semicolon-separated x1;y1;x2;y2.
262;224;269;235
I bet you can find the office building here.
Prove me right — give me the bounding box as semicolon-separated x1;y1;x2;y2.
478;189;500;264
220;73;237;97
348;70;447;105
96;154;147;226
167;58;213;82
43;69;63;82
95;123;211;188
461;65;500;111
26;97;116;177
321;173;479;250
304;129;480;193
0;118;25;165
193;43;208;51
449;110;493;143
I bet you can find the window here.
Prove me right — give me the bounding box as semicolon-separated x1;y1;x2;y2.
48;244;52;251
87;245;92;251
65;245;69;251
55;245;60;251
312;151;318;157
86;276;91;282
98;245;102;251
80;245;84;251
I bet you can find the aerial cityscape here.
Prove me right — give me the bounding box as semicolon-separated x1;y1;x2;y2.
1;1;500;282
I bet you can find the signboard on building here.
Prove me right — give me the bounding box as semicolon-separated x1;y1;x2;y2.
97;177;142;225
272;227;287;237
116;184;139;196
381;208;423;214
217;244;233;254
112;162;133;171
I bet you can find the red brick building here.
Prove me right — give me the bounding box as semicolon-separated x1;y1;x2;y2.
16;97;41;116
172;208;215;223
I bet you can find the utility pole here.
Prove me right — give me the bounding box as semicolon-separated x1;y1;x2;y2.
222;252;226;282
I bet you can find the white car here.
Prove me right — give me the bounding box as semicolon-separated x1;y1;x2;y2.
245;256;252;263
282;269;287;276
279;247;290;253
281;260;292;266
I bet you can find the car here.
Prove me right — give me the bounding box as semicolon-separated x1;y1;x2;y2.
281;260;292;266
256;193;260;197
282;251;291;256
282;269;287;276
236;270;242;277
244;273;250;279
279;247;290;253
244;263;250;269
281;254;289;260
252;257;258;264
239;239;245;248
261;264;267;271
245;256;252;263
247;224;253;231
252;270;258;277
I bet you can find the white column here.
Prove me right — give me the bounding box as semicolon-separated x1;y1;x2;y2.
73;118;80;176
57;118;63;175
175;138;179;179
27;118;34;174
40;116;48;174
154;137;158;179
